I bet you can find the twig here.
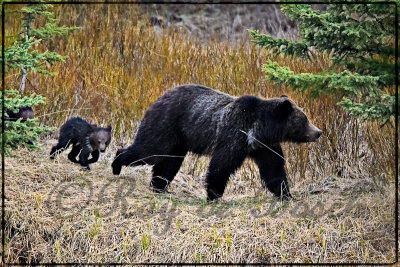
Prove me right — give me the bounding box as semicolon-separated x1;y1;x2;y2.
239;129;323;176
35;108;93;118
239;129;285;161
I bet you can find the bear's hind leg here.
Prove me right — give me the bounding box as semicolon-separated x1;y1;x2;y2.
206;148;247;201
50;139;72;159
151;154;186;193
67;145;81;163
112;144;156;175
250;145;292;201
112;148;125;175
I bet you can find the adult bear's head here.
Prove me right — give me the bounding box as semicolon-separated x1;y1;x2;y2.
273;95;322;143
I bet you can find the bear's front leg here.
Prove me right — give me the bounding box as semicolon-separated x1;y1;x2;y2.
87;150;100;164
206;148;247;201
79;147;92;171
250;144;292;201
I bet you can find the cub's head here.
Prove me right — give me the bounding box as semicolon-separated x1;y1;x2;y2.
90;125;112;152
270;95;322;143
18;107;34;121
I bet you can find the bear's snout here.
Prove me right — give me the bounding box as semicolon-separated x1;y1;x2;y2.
99;144;107;152
307;123;322;141
315;129;322;139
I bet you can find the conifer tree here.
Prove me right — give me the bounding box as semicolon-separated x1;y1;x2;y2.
3;1;77;93
250;1;397;121
1;1;77;153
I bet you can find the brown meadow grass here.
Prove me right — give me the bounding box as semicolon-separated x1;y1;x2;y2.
3;4;396;264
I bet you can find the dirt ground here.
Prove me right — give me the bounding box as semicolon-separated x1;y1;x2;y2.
139;4;298;41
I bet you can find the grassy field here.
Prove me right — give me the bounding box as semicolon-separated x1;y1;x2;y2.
3;4;396;264
4;143;396;263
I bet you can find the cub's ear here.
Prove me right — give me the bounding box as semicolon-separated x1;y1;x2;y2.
106;126;112;132
90;124;98;131
280;94;288;98
277;99;293;118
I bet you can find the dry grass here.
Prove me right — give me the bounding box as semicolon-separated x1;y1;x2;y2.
3;3;397;264
4;141;395;263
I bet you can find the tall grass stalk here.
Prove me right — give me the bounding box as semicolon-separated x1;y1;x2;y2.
4;4;393;183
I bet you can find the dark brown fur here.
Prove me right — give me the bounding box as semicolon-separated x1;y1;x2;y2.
112;84;321;201
50;117;112;170
6;107;34;122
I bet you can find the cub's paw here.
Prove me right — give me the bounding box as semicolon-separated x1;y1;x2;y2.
81;166;91;171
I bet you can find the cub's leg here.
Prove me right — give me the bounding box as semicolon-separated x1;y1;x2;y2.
50;138;72;159
87;150;100;164
78;146;92;171
67;145;81;163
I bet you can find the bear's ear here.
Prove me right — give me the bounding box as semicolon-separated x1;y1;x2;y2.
106;126;112;132
280;94;288;98
90;124;98;130
277;99;293;118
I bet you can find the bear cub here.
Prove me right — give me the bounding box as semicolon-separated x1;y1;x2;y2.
50;117;111;170
6;107;35;145
112;84;322;201
6;107;34;122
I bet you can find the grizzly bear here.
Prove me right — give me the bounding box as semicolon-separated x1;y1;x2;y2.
6;107;35;145
50;117;112;170
112;84;321;201
6;107;34;122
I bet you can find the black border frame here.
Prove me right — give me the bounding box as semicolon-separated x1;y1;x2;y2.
1;1;398;265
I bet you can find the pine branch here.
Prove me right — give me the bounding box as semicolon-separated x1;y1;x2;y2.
263;61;382;98
249;1;397;120
249;30;311;59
